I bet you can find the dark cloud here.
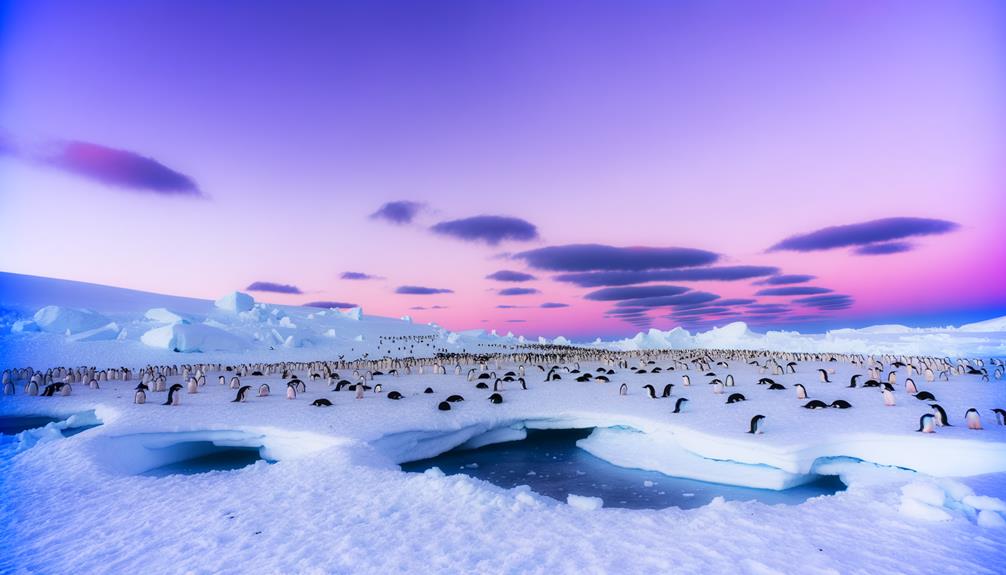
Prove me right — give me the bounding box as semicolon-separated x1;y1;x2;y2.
486;270;537;282
614;291;720;308
305;301;357;309
605;307;649;316
498;287;540;296
341;271;383;280
555;266;777;287
793;294;854;310
540;302;569;309
506;319;526;323
496;304;524;309
670;306;732;317
854;241;913;255
431;215;538;245
755;274;816;285
370;201;424;224
395;285;453;295
515;244;719;272
755;286;832;296
246;281;302;294
769;217;959;252
584;285;689;301
45;140;201;196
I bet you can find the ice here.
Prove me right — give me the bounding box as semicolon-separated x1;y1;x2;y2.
566;494;603;510
141;322;247;352
32;305;110;334
214;291;254;313
144;307;188;324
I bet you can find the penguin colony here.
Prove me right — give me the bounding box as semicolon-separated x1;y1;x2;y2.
2;347;1004;437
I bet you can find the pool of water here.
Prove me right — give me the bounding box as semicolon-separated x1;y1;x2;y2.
401;428;845;509
142;443;271;477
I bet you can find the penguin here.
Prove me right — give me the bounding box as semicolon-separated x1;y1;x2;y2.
387;391;404;400
354;384;365;400
164;383;183;406
519;378;528;390
724;374;735;387
803;400;829;409
287;384;298;400
817;369;830;383
712;380;724;395
446;394;465;402
230;376;241;390
830;400;852;409
930;404;951;427
672;397;689;413
661;383;674;398
488;393;503;404
438;401;452;411
681;375;691;386
848;374;861;388
232;385;251;403
218;375;226;385
26;380;39;396
476;382;489;390
882;389;896;406
862;380;881;388
424;387;435;394
187;377;199;394
41;383;59;397
993;408;1006;426
258;384;270;397
905;378;918;395
88;379;99;390
374;383;382;394
758;378;775;386
965;408;982;430
917;413;936;433
619;383;628;396
643;384;657;399
311;398;333;407
914;391;937;401
60;383;72;396
134;388;146;404
3;380;14;396
767;383;785;391
795;384;808;399
726;393;746;404
748;415;766;434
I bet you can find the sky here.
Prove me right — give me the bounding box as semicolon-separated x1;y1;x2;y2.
1;0;1005;339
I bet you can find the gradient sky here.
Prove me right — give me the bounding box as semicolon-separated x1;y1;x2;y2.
2;0;1005;339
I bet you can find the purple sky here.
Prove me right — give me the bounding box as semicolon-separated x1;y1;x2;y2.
1;0;1005;338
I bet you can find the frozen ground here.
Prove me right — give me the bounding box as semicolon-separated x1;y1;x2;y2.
2;272;1006;574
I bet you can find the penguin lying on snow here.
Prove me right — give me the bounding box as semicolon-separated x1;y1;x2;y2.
726;393;746;404
914;391;937;401
387;391;404;400
830;400;852;409
424;387;434;394
488;393;503;404
446;394;465;402
438;401;452;411
803;400;829;409
311;398;333;407
767;383;786;391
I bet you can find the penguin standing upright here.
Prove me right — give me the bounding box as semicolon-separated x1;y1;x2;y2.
3;380;14;396
286;383;297;400
164;383;183;406
258;384;270;397
661;383;673;398
681;375;691;386
795;384;808;399
993;408;1006;426
882;389;896;406
642;384;657;399
355;383;365;400
672;397;689;413
965;408;983;430
748;415;766;434
905;378;918;394
233;385;251;403
134;388;146;404
929;404;951;427
187;377;199;394
917;414;936;433
817;369;830;383
619;383;628;396
712;380;724;395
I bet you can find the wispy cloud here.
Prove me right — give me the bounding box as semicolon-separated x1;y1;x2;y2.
516;244;718;272
431;215;539;245
395;285;453;295
486;270;537;282
769;217;958;253
370;201;424;224
43;140;202;196
246;281;302;294
555;266;776;287
498;287;540;296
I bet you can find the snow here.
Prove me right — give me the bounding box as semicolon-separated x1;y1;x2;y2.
1;271;1006;573
32;305;110;334
214;291;254;313
144;307;188;324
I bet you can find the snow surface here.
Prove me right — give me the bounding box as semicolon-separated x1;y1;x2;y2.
2;271;1006;574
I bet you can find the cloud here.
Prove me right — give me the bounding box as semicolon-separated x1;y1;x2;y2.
793;294;854;310
515;244;718;272
554;266;777;287
304;300;357;309
755;286;832;296
496;304;524;309
854;241;913;255
395;285;453;295
341;271;383;280
769;217;959;252
614;291;720;308
44;140;201;196
605;307;649;316
506;319;526;323
246;281;302;294
409;305;449;310
498;287;540;296
670;306;732;317
486;270;537;282
584;285;689;301
755;274;816;285
431;215;539;246
370;201;424;224
540;302;569;309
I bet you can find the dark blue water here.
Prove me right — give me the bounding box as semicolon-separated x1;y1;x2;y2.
142;443;271;477
401;428;845;509
0;415;100;437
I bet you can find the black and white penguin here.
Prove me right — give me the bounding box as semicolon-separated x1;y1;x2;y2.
726;393;746;404
642;384;657;399
311;398;333;407
712;379;724;395
724;374;735;387
681;375;691;387
795;384;808;399
748;415;766;434
672;397;689;413
354;384;365;400
387;391;404;400
993;408;1006;426
661;384;673;398
134;388;146;404
817;369;831;383
187;377;199;394
519;378;527;390
882;389;896;406
803;400;829;409
619;383;628;396
438;401;452;411
929;404;951;427
218;375;226;385
424;387;435;394
232;385;251;403
488;393;503;404
830;400;852;409
476;382;489;390
965;408;982;430
164;383;183;406
848;374;861;388
258;384;270;397
917;413;936;433
26;380;39;396
914;391;937;402
230;376;241;390
767;382;785;390
446;394;464;402
905;378;918;395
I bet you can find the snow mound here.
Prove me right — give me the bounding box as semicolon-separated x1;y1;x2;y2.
567;494;603;510
214;291;254;313
338;307;362;321
32;306;111;334
141;322;247;352
67;322;122;342
144;308;188;324
959;315;1006;332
